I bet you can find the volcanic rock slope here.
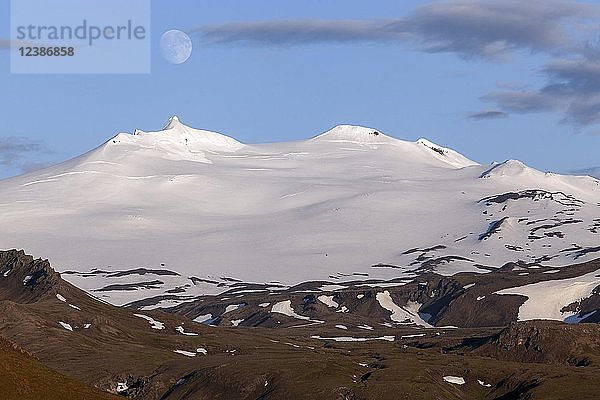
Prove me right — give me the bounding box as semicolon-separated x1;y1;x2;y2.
0;117;599;311
1;249;600;400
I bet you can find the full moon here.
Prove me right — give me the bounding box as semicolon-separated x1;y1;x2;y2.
160;30;193;64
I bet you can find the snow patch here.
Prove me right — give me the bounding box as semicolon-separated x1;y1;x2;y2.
401;333;426;338
224;303;244;314
59;321;73;331
193;314;213;324
271;300;310;320
173;350;196;357
376;291;432;327
310;335;395;342
175;325;198;336
443;376;466;385
134;313;165;330
319;284;347;291
317;295;339;308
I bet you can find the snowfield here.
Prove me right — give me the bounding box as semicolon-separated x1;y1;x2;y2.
0;117;599;318
495;270;600;322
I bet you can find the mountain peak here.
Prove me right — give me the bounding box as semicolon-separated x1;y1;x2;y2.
0;250;62;304
480;159;532;178
162;115;184;130
103;117;245;158
311;125;388;142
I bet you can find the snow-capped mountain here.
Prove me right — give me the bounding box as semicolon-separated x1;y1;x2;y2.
1;117;599;311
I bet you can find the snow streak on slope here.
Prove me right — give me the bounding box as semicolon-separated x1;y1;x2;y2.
0;117;599;308
375;290;431;327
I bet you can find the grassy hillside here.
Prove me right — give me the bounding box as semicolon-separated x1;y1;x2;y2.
0;336;120;400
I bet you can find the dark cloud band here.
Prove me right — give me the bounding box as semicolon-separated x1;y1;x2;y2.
194;0;597;60
467;110;509;120
0;137;50;172
192;1;600;130
195;20;410;47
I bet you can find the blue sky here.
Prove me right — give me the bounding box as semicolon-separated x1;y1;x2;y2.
1;0;600;178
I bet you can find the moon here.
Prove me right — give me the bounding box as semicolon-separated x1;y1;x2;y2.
160;30;193;64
